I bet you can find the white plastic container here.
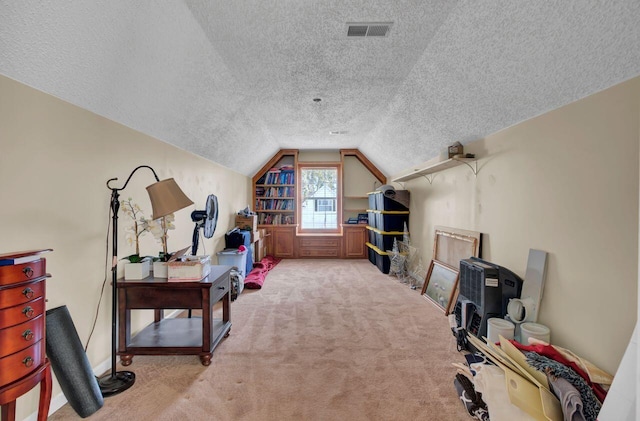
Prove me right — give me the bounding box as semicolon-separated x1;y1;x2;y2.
217;249;248;277
487;318;515;344
520;322;551;344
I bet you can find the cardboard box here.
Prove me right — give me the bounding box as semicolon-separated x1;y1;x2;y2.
167;255;211;281
255;240;265;261
235;214;258;232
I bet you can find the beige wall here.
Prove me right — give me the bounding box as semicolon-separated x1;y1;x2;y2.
0;75;251;419
396;77;640;375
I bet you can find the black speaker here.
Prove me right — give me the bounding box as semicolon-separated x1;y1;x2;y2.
46;305;104;418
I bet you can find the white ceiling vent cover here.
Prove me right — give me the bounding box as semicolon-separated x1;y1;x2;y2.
347;22;393;37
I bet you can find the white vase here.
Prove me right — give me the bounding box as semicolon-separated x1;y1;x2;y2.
153;261;168;278
124;261;151;280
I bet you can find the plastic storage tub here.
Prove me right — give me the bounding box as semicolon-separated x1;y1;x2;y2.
367;227;376;245
374;231;404;252
367;245;376;265
366;243;390;274
368;192;378;210
375;194;409;212
216;249;248;277
373;211;410;232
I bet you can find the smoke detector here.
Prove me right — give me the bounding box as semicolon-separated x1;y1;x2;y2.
346;22;393;37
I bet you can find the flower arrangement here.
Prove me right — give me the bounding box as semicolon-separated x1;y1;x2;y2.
121;198;150;263
144;213;176;261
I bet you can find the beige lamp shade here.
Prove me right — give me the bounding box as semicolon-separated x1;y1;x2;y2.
146;178;194;219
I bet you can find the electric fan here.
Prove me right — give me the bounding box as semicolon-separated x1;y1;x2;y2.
191;194;218;255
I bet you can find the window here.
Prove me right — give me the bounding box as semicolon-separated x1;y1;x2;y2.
315;199;336;212
298;163;342;232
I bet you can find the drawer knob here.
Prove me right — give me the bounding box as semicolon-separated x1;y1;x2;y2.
22;329;34;341
22;356;34;367
22;287;34;299
22;306;34;318
217;286;225;290
23;266;34;278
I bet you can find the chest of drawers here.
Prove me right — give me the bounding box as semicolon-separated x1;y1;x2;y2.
0;250;52;421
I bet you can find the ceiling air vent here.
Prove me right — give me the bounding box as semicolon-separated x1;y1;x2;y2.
346;22;392;37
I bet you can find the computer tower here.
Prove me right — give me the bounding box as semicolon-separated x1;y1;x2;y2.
453;257;523;341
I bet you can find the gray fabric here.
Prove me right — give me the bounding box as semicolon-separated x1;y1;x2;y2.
548;375;586;421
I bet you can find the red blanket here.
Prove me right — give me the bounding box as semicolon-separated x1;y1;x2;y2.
243;255;281;289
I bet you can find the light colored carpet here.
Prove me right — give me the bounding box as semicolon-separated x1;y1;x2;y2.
49;259;469;420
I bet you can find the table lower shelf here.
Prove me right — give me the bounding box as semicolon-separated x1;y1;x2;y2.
119;317;231;366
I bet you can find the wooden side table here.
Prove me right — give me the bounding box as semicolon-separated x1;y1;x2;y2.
117;265;232;366
0;250;53;421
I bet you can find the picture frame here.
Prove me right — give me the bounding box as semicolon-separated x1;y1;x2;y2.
421;259;460;314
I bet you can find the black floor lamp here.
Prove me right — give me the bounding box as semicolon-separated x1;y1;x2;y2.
99;165;193;396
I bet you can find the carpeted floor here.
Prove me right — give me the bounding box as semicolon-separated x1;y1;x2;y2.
49;259;469;420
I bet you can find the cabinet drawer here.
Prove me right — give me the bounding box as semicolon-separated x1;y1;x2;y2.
299;238;340;248
0;297;44;329
211;274;230;303
0;280;45;310
299;248;339;257
0;259;46;287
0;315;44;358
0;339;45;385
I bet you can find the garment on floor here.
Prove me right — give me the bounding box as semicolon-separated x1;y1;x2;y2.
510;341;608;403
471;362;536;421
453;373;489;420
244;255;281;289
547;375;586;421
525;352;600;421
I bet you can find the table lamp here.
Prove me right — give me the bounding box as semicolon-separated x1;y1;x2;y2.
99;165;193;396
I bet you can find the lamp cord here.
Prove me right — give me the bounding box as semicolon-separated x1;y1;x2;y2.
84;201;112;352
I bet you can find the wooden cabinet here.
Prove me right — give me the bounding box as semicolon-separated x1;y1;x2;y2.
298;236;341;257
342;226;367;258
0;250;52;421
268;226;296;258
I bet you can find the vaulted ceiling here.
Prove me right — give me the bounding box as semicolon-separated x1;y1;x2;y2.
1;1;639;177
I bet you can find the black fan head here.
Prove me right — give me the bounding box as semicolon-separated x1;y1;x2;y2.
203;194;218;238
190;194;219;256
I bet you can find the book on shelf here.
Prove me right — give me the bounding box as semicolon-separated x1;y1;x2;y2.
0;252;45;266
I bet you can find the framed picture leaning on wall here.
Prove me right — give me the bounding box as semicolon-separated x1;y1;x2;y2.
421;259;460;314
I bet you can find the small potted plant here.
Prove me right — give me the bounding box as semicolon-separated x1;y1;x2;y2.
121;198;152;279
144;213;176;278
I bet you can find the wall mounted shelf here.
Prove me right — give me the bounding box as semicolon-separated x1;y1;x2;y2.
392;157;477;184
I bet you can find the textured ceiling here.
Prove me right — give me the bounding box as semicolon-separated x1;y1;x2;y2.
1;1;639;177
